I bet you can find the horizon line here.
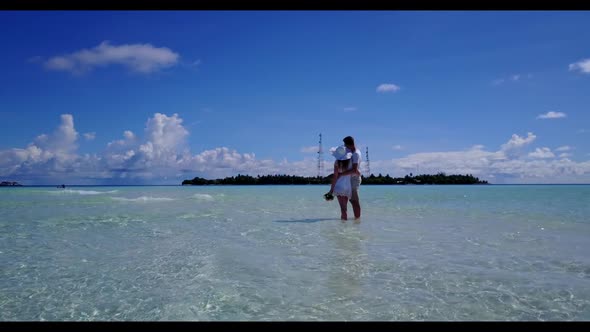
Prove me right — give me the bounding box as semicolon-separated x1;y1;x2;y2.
4;183;590;187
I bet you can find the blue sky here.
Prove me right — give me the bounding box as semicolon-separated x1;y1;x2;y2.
1;11;589;184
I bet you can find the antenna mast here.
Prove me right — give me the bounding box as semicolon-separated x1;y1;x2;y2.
317;133;324;177
365;146;370;176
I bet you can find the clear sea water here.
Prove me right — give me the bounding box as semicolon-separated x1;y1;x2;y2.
1;185;589;321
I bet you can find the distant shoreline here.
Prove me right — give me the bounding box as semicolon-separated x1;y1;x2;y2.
5;174;590;187
181;173;489;186
0;181;22;187
3;184;590;187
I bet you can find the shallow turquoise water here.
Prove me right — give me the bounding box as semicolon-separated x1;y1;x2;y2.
1;185;589;321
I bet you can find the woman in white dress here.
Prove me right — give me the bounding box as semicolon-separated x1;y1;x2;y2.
328;145;353;220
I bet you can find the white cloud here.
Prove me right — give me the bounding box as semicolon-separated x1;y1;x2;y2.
528;147;555;159
555;146;572;152
1;113;319;183
124;130;135;140
103;130;140;171
0;114;80;179
492;73;529;86
3;117;590;184
102;113;190;176
83;132;96;140
33;114;79;154
107;130;136;149
392;145;403;150
379;135;590;183
140;113;189;161
537;111;566;119
181;147;260;173
43;41;180;74
392;148;504;176
500;132;536;157
343;107;357;112
300;146;319;153
569;58;590;74
559;153;573;158
376;83;400;93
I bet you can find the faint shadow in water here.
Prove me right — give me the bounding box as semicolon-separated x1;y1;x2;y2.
273;218;338;223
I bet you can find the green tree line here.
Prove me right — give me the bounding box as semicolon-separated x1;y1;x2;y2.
181;172;488;185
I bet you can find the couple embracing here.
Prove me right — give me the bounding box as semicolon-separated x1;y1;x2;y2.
327;136;362;221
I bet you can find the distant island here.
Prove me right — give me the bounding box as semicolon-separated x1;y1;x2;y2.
182;173;488;186
0;181;23;187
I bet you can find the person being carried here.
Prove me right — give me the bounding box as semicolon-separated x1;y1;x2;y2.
327;145;354;221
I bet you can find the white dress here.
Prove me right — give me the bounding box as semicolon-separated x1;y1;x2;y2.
333;161;352;198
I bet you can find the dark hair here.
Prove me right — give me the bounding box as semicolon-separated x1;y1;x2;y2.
343;136;355;146
336;159;350;172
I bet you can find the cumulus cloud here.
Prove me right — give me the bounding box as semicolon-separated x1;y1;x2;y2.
2;116;590;184
140;113;189;161
392;146;505;176
124;130;135;140
101;113;190;176
537;111;567;119
43;41;180;74
569;58;590;74
500;132;536;158
392;145;403;150
559;153;573;158
0;114;80;180
555;146;572;152
376;83;400;93
83;132;96;140
106;130;136;150
380;135;590;183
34;114;79;154
0;113;297;184
103;130;140;172
528;147;555;159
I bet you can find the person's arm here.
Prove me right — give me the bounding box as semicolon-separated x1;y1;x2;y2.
341;152;361;176
329;163;339;193
340;162;360;176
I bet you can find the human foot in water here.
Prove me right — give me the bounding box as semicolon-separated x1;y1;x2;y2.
340;211;348;221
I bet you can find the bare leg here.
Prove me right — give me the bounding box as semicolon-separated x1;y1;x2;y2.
337;195;348;221
350;188;361;220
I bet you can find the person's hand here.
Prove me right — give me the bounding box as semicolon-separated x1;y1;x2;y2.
324;192;334;201
354;169;361;176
